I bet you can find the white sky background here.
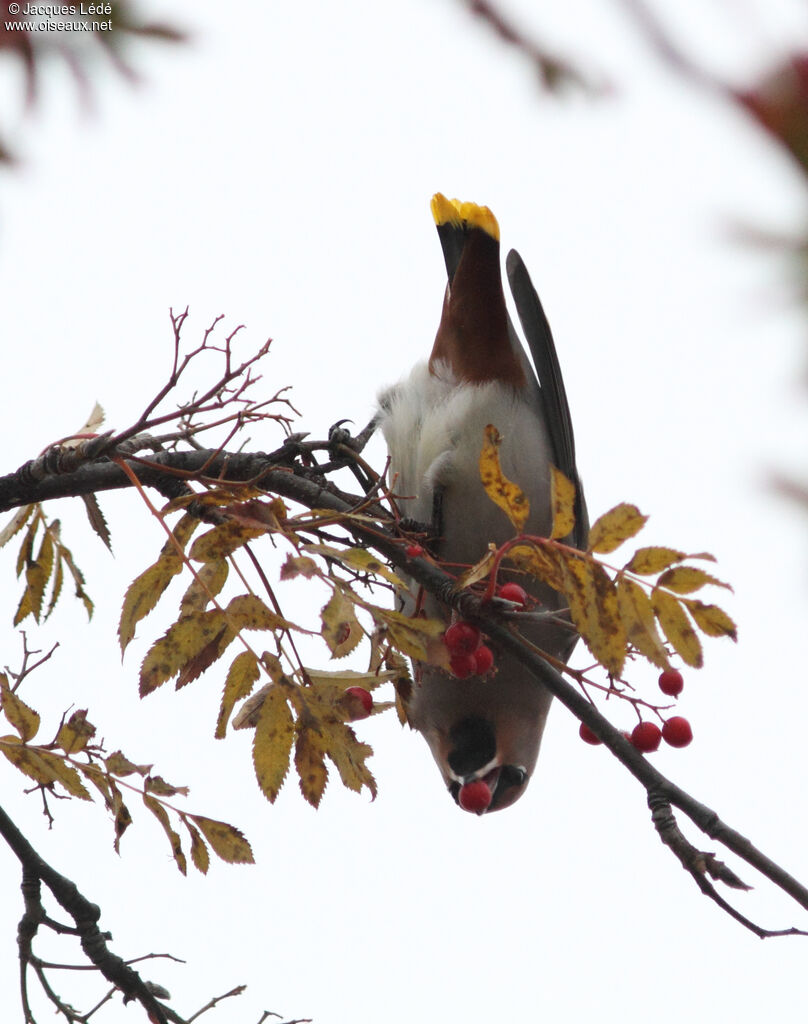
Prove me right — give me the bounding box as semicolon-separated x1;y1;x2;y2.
1;0;808;1021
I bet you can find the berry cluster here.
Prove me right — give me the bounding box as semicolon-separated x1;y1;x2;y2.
579;669;693;752
443;583;530;678
444;622;494;678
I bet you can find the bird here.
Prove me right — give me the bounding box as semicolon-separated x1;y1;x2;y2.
376;193;587;814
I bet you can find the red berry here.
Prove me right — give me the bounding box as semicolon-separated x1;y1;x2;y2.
658;669;684;697
405;544;424;558
444;621;481;656
449;653;477;678
630;721;662;753
662;716;693;748
498;582;528;606
472;645;494;674
343;686;373;720
458;779;492;813
579;722;602;745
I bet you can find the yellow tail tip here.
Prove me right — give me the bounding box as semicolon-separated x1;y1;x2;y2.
430;192;500;241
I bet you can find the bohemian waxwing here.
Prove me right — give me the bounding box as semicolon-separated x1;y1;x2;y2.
377;194;587;814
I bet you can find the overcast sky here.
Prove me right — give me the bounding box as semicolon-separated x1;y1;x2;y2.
1;1;808;1022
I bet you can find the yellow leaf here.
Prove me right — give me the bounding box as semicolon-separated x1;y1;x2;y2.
56;709;96;754
478;424;530;532
651;589;703;667
658;566;732;595
180;559;229;616
295;727;329;808
253;684;295;802
0;737;60;786
16;517;37;578
625;547;685;575
190;815;254;865
118;513;198;652
145;775;189;798
226;593;302;633
682;599;738;641
37;750;92;800
189;520;266;562
216;650;260;739
454;547;497;591
105;751;152;777
321;589;363;659
0;674;40;742
550;466;576;540
0;505;33;549
302;543;404;588
558;554;626;675
321;719;377;798
372;608;447;663
506;541;564;591
140;610;230;696
615;575;671;670
588;503;648;554
143;793;186;875
185;821;210;875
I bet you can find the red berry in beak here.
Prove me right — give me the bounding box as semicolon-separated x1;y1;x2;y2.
458;779;493;813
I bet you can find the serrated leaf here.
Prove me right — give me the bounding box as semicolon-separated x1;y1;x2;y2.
58;543;93;620
588;503;648;554
0;737;61;786
56;709;96;754
140;610;230;695
625;546;686;575
179;558;229;616
0;674;40;741
295;727;329;808
658;566;732;595
615;575;671;670
216;650;260;739
0;505;33;549
505;541;564;591
558;553;626;675
44;555;64;621
371;607;448;663
321;719;376;799
185;821;210;874
321;588;363;659
682;599;738;641
36;750;92;799
651;589;703;668
302;543;404;587
105;751;152;777
143;793;186;875
16;518;38;578
253;684;295;802
118;513;198;652
280;554;320;579
190;815;254;865
550;466;576;540
189;520;266;562
145;775;189;798
479;424;530;532
82;493;112;551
